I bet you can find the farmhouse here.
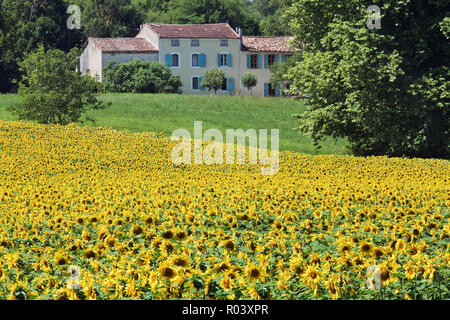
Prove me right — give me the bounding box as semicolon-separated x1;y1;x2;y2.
80;23;295;97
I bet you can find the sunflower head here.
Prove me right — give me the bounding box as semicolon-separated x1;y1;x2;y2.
131;225;144;236
159;262;177;280
222;240;235;251
245;263;267;282
359;241;373;255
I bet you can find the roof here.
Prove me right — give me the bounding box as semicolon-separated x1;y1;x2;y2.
241;36;295;53
89;37;158;53
144;23;240;39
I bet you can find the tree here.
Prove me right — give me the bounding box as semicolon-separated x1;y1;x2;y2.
103;59;182;93
135;0;260;35
250;0;293;36
8;46;108;125
241;72;257;95
288;0;449;158
201;68;226;94
73;0;143;37
0;0;84;92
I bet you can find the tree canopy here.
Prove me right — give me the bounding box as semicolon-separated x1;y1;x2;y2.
288;0;449;158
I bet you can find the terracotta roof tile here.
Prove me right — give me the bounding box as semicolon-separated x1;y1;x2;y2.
242;36;295;53
90;37;158;53
145;23;240;39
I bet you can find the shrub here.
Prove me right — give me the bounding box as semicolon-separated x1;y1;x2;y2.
103;59;182;93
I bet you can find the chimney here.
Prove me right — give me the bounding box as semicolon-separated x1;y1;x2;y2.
235;27;242;38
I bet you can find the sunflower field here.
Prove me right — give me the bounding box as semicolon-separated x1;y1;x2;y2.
0;120;448;300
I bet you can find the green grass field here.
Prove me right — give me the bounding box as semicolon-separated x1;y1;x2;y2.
0;93;347;155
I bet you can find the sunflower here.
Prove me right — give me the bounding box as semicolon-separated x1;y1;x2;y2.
373;247;384;259
301;264;320;288
175;230;187;241
359;241;373;256
159;262;177;281
245;263;267;282
222;240;235;251
395;239;406;251
170;254;190;268
131;225;144;236
404;264;416;280
161;230;174;240
338;240;353;255
213;261;231;273
144;216;154;225
83;249;97;260
325;274;341;300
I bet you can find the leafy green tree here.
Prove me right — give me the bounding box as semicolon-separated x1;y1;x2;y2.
103;59;182;93
288;0;449;158
135;0;259;35
241;72;257;95
0;0;84;92
250;0;293;36
202;68;226;94
73;0;143;37
8;46;108;125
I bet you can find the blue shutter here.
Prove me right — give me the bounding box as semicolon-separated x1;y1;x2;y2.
275;54;279;66
282;55;287;63
227;78;234;91
275;84;281;97
199;76;204;90
218;53;221;66
227;53;232;67
264;55;269;68
257;54;262;69
264;83;269;97
247;54;251;68
199;54;206;67
165;54;172;67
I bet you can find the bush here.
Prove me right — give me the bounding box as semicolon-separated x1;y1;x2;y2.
103;59;182;93
8;46;107;125
241;72;257;95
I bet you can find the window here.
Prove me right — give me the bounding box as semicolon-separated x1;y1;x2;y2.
268;83;276;97
171;53;179;67
192;54;199;67
250;54;258;69
220;39;228;47
191;39;199;47
192;77;200;90
220;53;228;67
221;78;228;91
171;39;180;47
267;54;276;67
